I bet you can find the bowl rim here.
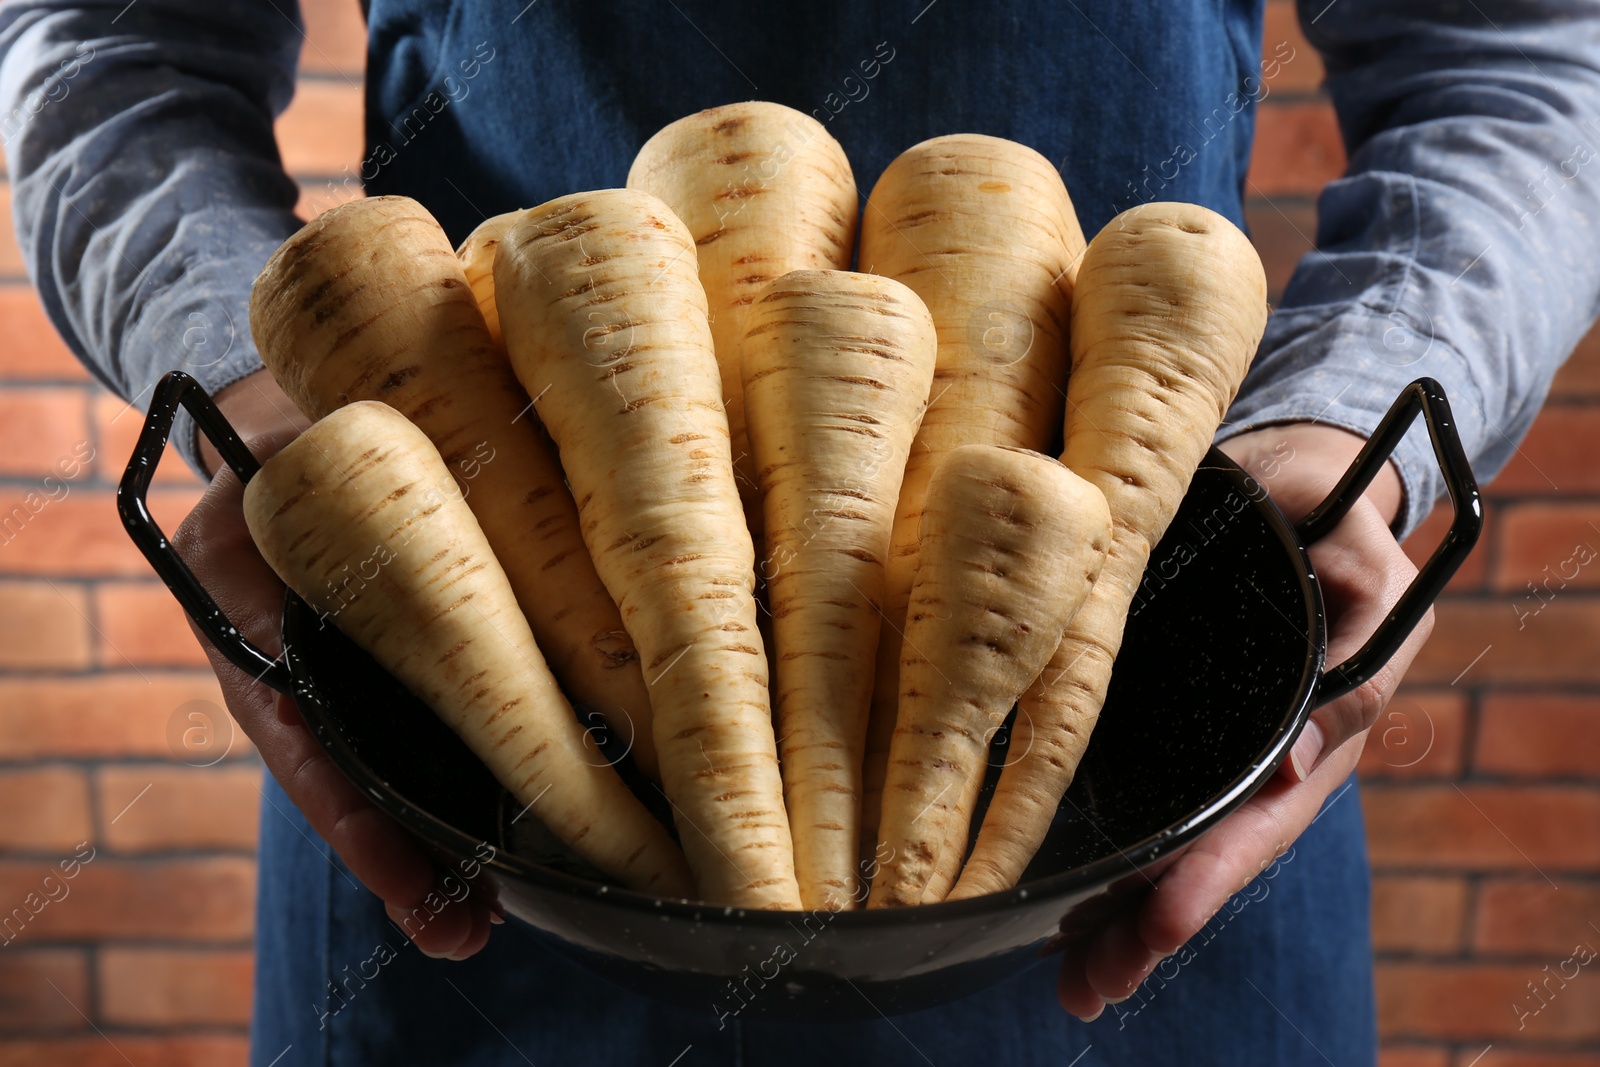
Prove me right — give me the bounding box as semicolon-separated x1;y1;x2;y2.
285;447;1327;927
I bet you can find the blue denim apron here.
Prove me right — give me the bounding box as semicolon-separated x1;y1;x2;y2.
251;2;1376;1062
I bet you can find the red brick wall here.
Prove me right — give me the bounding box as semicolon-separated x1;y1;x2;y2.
0;3;1594;1063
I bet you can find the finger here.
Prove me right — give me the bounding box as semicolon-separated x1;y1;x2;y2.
1285;500;1434;779
1055;940;1106;1021
385;896;478;960
1135;765;1314;955
1083;910;1161;1004
449;901;495;961
173;468;476;952
173;466;291;665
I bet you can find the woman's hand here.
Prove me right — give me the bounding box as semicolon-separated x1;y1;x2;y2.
1056;422;1434;1019
176;369;499;959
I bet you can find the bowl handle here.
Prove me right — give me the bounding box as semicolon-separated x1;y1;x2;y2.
116;371;293;694
1294;377;1482;704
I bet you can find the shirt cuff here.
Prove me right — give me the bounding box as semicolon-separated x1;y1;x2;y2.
120;258;269;479
1217;307;1489;542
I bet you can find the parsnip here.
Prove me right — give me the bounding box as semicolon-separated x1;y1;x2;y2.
628;102;858;540
243;401;692;897
868;445;1109;908
856;135;1086;856
951;202;1268;900
250;196;658;779
496;188;800;910
741;269;937;908
457;209;521;346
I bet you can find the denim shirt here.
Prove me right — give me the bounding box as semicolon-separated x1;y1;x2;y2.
3;0;1599;538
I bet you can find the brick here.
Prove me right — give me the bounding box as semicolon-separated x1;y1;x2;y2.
0;949;88;1030
0;580;90;669
1409;598;1600;687
93;582;211;668
1550;321;1600;399
1458;1054;1600;1067
0;286;91;381
0;486;203;576
1372;875;1468;954
276;80;363;177
1474;878;1600;955
99;947;252;1026
1244;196;1316;299
1404;498;1490;594
0;768;91;851
1261;1;1324;95
92;391;201;487
98;764;260;852
296;176;365;223
300;0;367;76
1377;962;1600;1041
1494;504;1600;593
0;674;250;760
1477;694;1600;777
1357;690;1467;779
1364;785;1600;872
1380;1049;1449;1067
0;857;255;942
1492;406;1600;495
0;388;88;477
1247;102;1345;197
0;1038;248;1067
0;182;23;278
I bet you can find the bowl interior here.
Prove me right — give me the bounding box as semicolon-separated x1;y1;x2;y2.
283;448;1323;918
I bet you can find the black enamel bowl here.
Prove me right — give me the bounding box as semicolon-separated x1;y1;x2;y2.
120;373;1479;1020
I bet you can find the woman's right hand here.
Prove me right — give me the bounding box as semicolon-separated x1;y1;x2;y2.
175;369;498;959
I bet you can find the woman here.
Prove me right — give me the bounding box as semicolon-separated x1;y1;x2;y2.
2;1;1596;1062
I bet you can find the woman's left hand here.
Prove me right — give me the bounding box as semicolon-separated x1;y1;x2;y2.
1055;423;1434;1019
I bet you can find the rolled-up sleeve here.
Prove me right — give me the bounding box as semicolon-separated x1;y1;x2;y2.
0;0;306;473
1223;1;1600;538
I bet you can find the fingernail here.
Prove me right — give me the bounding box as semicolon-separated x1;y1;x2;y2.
1075;1005;1104;1024
489;913;505;925
1105;994;1132;1005
419;947;452;960
1288;719;1324;781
